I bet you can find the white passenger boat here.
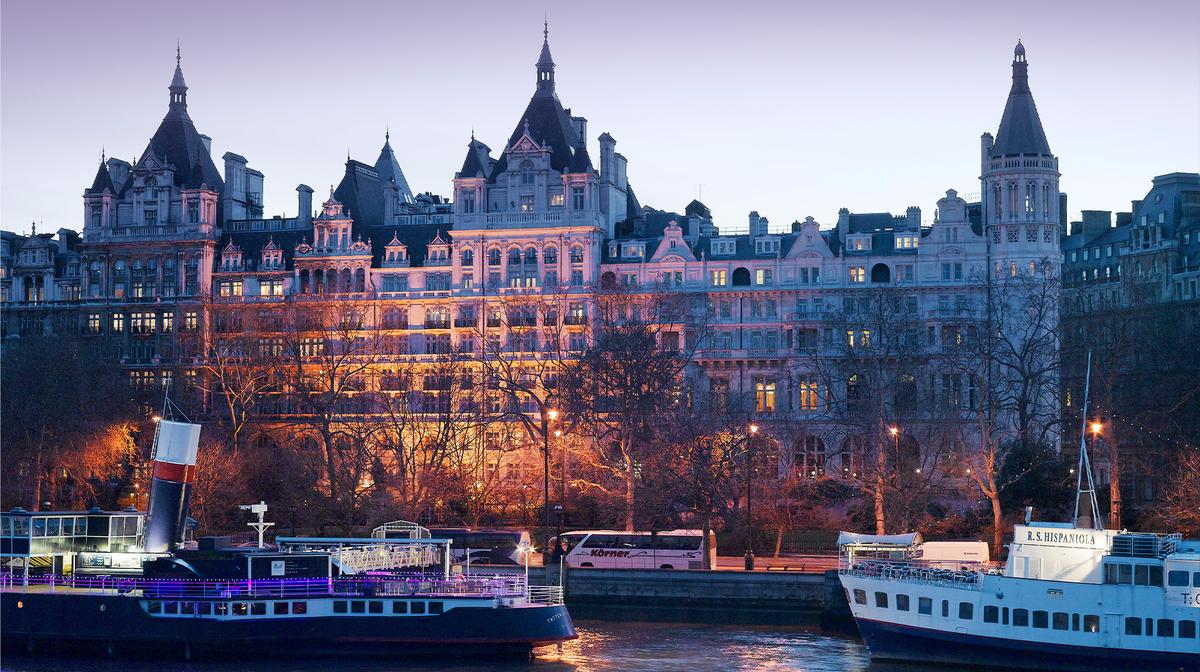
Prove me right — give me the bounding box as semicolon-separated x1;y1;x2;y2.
838;358;1199;671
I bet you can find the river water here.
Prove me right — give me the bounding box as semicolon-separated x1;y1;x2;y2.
0;619;902;672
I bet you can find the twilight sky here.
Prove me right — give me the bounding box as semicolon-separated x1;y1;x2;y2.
2;0;1198;235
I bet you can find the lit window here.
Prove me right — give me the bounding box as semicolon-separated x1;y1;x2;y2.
711;270;727;287
849;267;865;283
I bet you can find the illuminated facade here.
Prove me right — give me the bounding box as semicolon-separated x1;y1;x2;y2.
1;36;1070;503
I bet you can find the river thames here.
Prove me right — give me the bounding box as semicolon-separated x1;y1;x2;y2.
0;619;907;672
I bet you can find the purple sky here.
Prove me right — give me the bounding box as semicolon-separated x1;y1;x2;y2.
2;0;1198;235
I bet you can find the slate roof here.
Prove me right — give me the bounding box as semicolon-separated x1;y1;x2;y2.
334;160;385;231
990;42;1052;158
86;161;115;195
142;102;224;191
456;138;494;179
375;137;414;201
364;224;450;268
490;93;586;180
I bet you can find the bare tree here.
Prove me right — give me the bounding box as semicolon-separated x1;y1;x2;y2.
560;284;709;530
806;286;954;534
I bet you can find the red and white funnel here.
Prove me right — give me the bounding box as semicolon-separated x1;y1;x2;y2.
143;420;201;553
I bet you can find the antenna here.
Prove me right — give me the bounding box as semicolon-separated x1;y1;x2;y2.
1072;351;1103;530
239;501;274;549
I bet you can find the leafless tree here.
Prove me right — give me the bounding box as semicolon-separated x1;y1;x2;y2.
559;284;710;531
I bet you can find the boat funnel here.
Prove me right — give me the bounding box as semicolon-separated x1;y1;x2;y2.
143;420;202;553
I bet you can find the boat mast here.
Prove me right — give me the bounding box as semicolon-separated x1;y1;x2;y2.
1072;352;1103;530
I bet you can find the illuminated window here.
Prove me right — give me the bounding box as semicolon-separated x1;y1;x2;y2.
849;267;865;283
711;270;727;287
754;378;776;414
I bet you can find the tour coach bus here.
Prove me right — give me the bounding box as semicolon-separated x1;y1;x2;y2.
551;530;717;569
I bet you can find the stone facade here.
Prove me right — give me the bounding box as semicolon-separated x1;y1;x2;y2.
1;36;1073;495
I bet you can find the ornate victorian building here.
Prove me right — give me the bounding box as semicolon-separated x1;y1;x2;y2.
2;35;1073;502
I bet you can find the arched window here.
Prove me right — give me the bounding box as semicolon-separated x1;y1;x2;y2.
508;248;522;266
795;436;826;478
544;246;558;265
870;263;891;283
354;267;366;292
525;247;538;265
488;248;502;266
460;247;474;266
313;269;325;293
570;245;584;263
839;436;868;478
341;268;352;292
600;271;617;290
731;267;751;286
519;159;535;185
299;269;310;293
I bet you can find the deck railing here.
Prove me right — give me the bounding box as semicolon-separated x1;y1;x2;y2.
0;572;530;600
839;559;985;591
526;584;565;606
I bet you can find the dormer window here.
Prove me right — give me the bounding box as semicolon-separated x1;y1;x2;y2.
755;238;780;255
711;239;735;256
848;236;872;252
519;159;535;185
609;242;618;258
895;234;918;249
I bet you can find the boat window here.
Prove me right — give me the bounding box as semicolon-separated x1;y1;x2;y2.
351;601;365;614
896;595;910;611
1169;570;1190;587
1071;613;1080;631
1032;611;1048;628
1194;571;1200;587
1148;566;1163;586
412;602;426;615
1126;617;1141;635
941;600;949;618
146;601;161;614
180;602;195;615
1145;618;1154;636
1083;615;1099;632
198;603;213;615
333;601;348;614
874;592;888;608
983;606;999;623
393;601;408;614
215;603;228;616
1119;564;1133;584
1052;612;1069;630
233;603;248;616
853;589;866;605
958;603;973;620
292;602;307;615
1179;621;1196;639
1002;607;1009;625
1135;565;1150;585
274;602;289;615
1157;619;1174;638
429;601;444;614
918;597;932;615
165;602;178;615
1104;564;1121;584
369;601;383;614
1013;609;1029;627
250;602;266;616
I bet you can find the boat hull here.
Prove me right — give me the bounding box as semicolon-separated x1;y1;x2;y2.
2;591;576;658
856;617;1199;672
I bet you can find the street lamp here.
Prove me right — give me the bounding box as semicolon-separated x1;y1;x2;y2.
1090;420;1114;527
745;423;760;571
553;503;564;559
541;408;560;535
889;425;901;477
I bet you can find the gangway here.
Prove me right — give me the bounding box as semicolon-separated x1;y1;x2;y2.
370;520;431;540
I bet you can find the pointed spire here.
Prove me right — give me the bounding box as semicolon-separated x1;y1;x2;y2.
169;43;188;111
535;20;556;96
990;40;1051;158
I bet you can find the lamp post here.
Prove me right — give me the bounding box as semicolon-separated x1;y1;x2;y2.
888;424;900;475
553;503;564;558
1091;420;1114;528
541;408;559;534
745;423;759;571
